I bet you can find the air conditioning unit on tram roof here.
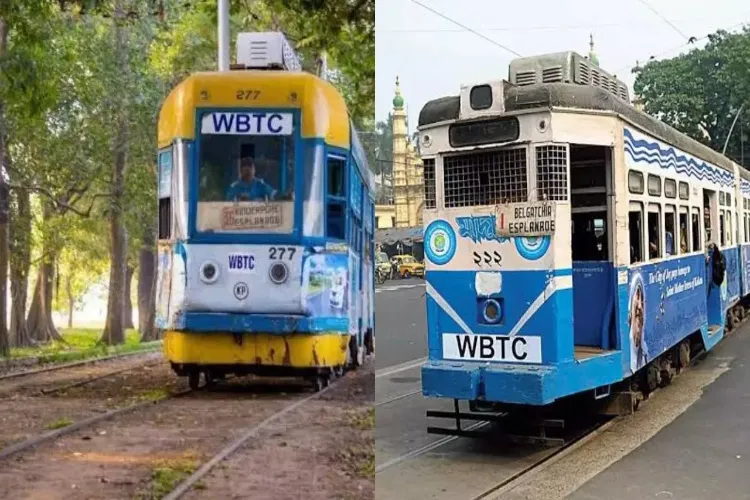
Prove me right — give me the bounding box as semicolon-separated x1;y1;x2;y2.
234;32;302;72
507;51;630;102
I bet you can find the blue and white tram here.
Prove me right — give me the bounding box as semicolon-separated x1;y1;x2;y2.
417;51;748;420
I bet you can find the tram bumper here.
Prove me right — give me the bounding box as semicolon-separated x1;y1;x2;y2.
421;360;558;406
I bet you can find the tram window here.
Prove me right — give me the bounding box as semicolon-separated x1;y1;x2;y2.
664;206;676;256
648;209;661;259
726;211;733;245
678;182;689;200
328;157;346;197
326;156;347;240
647;175;661;196
628;170;644;194
326;203;345;240
720;211;726;246
679;210;688;254
664;179;676;199
629;209;644;264
691;210;701;252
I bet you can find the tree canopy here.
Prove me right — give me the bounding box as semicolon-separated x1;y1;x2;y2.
0;0;375;352
633;27;750;166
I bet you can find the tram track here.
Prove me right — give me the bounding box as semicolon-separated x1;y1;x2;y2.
0;361;374;499
0;346;162;382
0;352;164;400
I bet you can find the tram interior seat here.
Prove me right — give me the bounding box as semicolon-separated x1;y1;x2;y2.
569;145;616;357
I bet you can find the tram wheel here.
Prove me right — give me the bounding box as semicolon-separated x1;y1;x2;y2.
312;375;329;392
204;370;217;388
678;340;690;369
188;370;200;390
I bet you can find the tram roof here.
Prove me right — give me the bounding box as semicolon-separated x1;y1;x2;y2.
418;82;739;176
158;71;350;150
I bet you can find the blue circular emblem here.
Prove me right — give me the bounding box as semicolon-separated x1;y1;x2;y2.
514;236;551;261
424;220;456;266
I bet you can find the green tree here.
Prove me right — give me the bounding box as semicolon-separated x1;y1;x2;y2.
633;27;750;165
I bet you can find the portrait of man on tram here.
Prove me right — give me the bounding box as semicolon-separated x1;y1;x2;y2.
628;276;649;372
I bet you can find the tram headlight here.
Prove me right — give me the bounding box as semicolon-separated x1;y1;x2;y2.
269;262;288;284
482;299;502;324
200;261;220;284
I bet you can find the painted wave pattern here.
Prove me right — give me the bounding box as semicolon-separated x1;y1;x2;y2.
624;129;734;188
741;179;750;196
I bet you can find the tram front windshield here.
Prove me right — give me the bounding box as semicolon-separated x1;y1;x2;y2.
196;121;296;235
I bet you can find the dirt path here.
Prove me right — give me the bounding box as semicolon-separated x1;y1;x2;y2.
0;362;373;500
182;362;375;500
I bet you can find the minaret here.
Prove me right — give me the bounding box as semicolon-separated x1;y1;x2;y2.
392;77;409;228
589;34;599;67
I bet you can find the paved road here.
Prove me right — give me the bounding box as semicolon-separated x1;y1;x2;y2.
566;321;750;500
375;284;554;500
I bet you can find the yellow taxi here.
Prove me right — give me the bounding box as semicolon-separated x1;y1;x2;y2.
391;254;424;279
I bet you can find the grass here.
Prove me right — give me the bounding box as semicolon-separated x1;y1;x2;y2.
129;388;171;404
144;456;198;500
7;328;162;365
346;408;375;431
44;417;74;430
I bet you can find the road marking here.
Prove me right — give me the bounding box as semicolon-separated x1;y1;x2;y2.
375;357;427;379
376;389;421;407
375;421;489;474
375;283;425;293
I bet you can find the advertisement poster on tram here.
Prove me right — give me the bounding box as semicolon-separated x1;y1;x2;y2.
301;252;349;318
627;260;706;373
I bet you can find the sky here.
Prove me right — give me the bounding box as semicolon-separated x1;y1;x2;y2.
375;0;750;129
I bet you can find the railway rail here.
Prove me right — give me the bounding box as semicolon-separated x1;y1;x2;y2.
0;360;371;499
0;346;161;382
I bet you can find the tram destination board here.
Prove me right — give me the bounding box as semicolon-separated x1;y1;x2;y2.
495;201;556;237
448;116;519;148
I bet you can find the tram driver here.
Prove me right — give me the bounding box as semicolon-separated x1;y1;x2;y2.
226;155;278;202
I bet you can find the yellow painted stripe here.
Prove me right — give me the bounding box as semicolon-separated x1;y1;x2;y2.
157;71;350;149
163;331;349;368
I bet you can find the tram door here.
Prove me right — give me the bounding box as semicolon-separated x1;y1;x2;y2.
570;145;615;351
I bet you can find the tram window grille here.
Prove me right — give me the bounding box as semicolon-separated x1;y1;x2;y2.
443;148;527;208
423;158;436;209
536;145;568;201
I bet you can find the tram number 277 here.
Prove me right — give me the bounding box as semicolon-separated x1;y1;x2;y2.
268;247;296;260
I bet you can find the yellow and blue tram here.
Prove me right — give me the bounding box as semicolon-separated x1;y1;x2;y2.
155;32;375;390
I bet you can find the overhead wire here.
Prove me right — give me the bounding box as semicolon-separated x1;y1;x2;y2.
633;0;689;40
407;0;522;57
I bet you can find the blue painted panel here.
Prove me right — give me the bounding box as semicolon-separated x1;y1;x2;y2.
725;246;741;303
627;255;706;374
425;269;573;364
174;312;349;334
422;351;623;405
572;262;612;346
741;244;750;297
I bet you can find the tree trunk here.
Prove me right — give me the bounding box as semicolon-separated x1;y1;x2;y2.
138;220;158;341
66;276;73;329
10;186;32;347
0;18;10;357
124;264;134;329
100;0;129;346
26;256;63;343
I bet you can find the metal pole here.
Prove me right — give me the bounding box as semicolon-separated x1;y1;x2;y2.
723;103;745;155
217;0;230;71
